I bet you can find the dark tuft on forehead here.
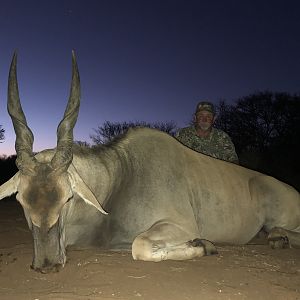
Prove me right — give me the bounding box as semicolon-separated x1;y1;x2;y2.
34;164;54;179
23;163;64;211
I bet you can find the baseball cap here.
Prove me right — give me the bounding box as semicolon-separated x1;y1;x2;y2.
195;101;215;115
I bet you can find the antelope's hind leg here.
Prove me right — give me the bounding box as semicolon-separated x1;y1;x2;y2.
132;221;217;262
267;227;300;249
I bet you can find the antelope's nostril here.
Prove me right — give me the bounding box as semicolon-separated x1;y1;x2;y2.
31;259;63;273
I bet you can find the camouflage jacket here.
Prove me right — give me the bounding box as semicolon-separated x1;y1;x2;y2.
175;126;239;163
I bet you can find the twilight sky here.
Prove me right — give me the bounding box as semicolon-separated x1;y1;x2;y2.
1;0;299;155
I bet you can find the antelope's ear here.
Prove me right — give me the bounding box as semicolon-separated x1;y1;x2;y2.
67;164;108;215
0;173;19;200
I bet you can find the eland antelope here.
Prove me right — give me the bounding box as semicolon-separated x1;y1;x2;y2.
1;53;300;273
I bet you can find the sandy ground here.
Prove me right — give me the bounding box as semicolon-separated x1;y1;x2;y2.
0;200;300;300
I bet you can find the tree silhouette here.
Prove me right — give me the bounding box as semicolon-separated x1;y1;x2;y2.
0;125;4;143
0;155;17;185
90;120;177;144
215;91;300;189
74;140;91;147
216;91;300;153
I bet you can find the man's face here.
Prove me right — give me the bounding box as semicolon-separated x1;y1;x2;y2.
194;110;215;131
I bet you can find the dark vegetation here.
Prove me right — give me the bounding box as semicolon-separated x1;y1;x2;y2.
0;155;17;185
90;120;177;144
0;155;17;201
1;91;299;190
215;92;300;190
0;125;4;143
